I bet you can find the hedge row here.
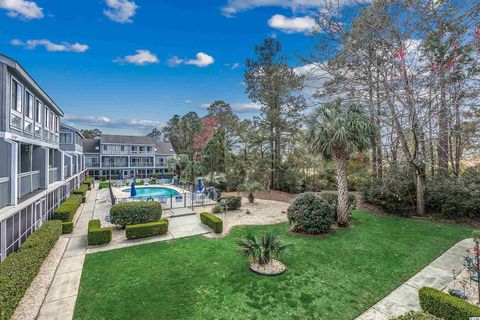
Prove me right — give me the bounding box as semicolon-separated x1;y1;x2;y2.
84;177;94;188
419;287;480;320
72;184;89;201
110;201;162;228
390;311;440;320
99;181;110;189
125;219;169;240
0;220;62;320
87;220;112;246
52;194;83;234
200;212;223;233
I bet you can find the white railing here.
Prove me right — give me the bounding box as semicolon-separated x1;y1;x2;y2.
0;177;10;208
17;171;40;198
49;167;58;184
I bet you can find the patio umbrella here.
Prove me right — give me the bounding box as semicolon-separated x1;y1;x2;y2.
130;182;137;197
198;178;203;192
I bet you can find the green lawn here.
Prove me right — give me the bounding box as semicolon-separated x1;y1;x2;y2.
74;210;472;320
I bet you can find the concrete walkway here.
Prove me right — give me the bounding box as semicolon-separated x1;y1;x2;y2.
37;188;98;320
356;238;472;319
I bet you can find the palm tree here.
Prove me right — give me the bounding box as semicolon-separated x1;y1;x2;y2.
236;230;291;266
307;99;375;227
167;154;189;179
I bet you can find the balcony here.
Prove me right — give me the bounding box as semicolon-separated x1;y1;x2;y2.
102;162;129;168
86;162;100;168
49;167;58;184
130;162;154;168
18;171;40;198
0;177;10;208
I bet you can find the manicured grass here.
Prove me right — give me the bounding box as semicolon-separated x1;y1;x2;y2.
74;210;472;320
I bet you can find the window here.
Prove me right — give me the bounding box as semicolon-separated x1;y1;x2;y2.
44;107;49;128
60;133;72;144
25;91;33;119
55;115;59;133
11;80;22;113
104;145;107;151
35;100;42;123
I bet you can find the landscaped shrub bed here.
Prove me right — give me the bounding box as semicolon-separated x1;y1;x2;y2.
419;287;480;320
110;201;162;228
87;220;112;246
200;212;223;233
287;192;334;234
52;194;83;234
390;311;440;319
125;219;169;240
73;184;89;201
213;196;242;212
0;220;62;320
318;190;356;219
84;177;94;189
99;181;110;189
62;221;74;234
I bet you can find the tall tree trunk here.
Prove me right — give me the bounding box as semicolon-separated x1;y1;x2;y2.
375;67;383;177
415;171;426;216
335;151;350;227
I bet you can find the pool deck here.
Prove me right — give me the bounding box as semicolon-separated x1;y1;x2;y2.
111;183;190;201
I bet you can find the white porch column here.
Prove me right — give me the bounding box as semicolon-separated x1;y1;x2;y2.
10;140;18;205
44;147;50;187
1;220;6;262
59;150;65;181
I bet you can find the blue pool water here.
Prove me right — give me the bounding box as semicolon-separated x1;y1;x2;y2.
123;187;180;198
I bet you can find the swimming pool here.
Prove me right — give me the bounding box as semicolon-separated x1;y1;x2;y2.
123;187;180;198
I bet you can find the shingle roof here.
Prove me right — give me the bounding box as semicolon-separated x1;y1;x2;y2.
83;139;100;153
155;142;175;155
100;134;154;145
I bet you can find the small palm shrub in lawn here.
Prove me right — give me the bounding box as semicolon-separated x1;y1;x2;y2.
287;192;334;234
236;230;291;266
110;201;162;228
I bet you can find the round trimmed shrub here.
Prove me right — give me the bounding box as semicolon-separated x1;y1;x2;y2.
110;201;162;228
287;192;334;234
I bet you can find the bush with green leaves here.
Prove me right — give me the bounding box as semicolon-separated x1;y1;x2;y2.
110;201;162;228
236;230;291;265
99;181;110;189
287;192;335;234
62;221;74;234
87;220;112;246
419;287;480;320
361;167;416;216
319;190;357;220
426;167;480;220
220;196;242;210
200;212;223;233
84;177;94;188
125;219;169;240
52;194;82;222
0;220;62;320
389;311;440;320
73;184;89;197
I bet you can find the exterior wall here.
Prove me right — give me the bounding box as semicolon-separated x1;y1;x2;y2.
0;170;86;262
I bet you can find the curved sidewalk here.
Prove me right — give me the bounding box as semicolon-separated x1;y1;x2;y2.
356;238;473;319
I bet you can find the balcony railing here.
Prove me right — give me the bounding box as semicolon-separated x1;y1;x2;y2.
102;163;129;168
130;162;154;167
18;171;40;198
64;165;71;177
49;167;58;184
0;177;10;208
86;162;100;168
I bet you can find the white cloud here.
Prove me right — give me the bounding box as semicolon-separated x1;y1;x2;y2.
185;99;193;104
185;52;215;67
166;55;184;67
64;114;163;130
268;14;315;34
0;0;43;20
294;63;332;95
11;39;89;52
232;102;262;113
113;49;159;65
225;62;240;70
104;0;138;23
222;0;370;16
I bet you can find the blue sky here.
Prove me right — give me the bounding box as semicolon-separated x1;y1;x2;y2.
0;0;366;134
